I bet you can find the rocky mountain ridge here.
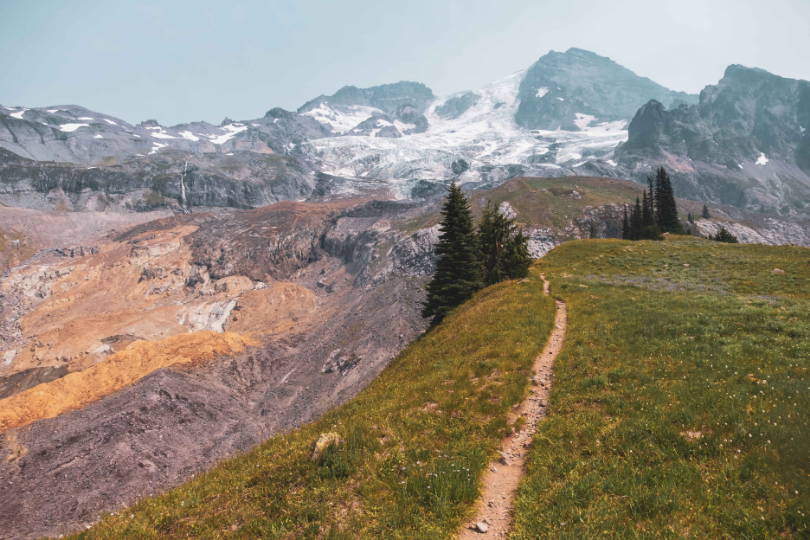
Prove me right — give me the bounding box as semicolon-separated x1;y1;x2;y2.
613;64;810;214
2;48;810;221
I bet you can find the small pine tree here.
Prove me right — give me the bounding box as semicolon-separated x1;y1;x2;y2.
712;226;739;243
589;222;598;239
702;204;710;219
687;212;694;223
422;182;482;322
478;202;531;285
500;229;531;280
622;204;630;240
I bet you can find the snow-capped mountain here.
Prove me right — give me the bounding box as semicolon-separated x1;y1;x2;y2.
1;47;809;216
298;69;630;198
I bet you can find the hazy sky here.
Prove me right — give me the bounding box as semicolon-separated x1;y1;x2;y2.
1;0;808;126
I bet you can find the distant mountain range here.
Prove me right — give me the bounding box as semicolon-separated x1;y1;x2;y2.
1;47;809;216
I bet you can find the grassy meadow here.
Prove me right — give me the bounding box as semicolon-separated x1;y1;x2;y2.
73;271;556;539
513;237;810;539
68;235;810;539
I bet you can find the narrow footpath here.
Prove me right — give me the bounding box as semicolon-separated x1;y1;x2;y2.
459;275;567;538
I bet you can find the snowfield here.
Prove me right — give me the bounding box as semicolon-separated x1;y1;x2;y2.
298;70;628;198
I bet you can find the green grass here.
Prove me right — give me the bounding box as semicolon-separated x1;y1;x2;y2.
513;237;810;539
397;176;646;236
75;273;556;539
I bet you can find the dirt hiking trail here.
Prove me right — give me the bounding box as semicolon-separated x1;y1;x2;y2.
459;275;567;538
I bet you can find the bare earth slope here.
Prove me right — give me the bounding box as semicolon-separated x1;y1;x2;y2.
0;199;434;539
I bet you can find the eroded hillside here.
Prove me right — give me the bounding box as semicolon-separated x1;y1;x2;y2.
0;198;436;539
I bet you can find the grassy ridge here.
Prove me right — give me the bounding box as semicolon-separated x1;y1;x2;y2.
514;238;810;538
77;273;556;539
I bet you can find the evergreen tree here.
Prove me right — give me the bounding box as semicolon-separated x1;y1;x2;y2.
641;191;652;229
622;204;630;240
702;204;711;219
654;167;684;233
422;182;482;321
500;229;531;280
687;212;694;223
630;197;643;241
589;222;598;239
478;202;531;285
712;226;739;243
647;174;657;225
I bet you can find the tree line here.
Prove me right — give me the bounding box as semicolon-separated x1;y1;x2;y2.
422;182;531;322
622;167;684;240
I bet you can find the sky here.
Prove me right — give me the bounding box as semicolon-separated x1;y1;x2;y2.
1;0;809;126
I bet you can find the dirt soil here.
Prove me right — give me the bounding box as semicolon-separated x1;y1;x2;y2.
459;275;567;539
0;199;432;539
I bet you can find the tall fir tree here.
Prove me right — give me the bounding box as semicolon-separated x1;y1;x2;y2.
630;197;643;241
640;190;661;240
654;167;684;234
422;182;482;321
647;174;657;225
702;204;711;219
622;204;630;240
478;202;531;285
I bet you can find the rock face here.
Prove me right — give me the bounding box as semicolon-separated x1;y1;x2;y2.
298;81;436;115
614;65;810;214
514;48;698;131
435;92;480;119
0;148;315;212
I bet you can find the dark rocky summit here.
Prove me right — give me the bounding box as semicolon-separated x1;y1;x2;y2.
614;65;810;213
515;48;698;131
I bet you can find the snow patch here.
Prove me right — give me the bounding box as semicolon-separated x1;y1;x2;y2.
59;123;89;132
606;159;617;167
394;120;416;133
301;102;381;134
78;117;94;121
801;126;806;133
10;108;28;119
536;87;549;98
104;119;117;125
94;134;103;139
574;113;596;130
149;142;167;154
556;97;564;101
208;124;247;145
179;130;199;141
132;134;140;138
756;153;769;165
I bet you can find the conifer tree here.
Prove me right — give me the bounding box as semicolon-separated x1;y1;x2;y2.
500;229;531;280
622;204;630;240
702;204;711;219
688;212;694;223
422;182;482;321
647;174;656;224
478;202;531;285
654;167;684;234
712;226;739;243
630;197;643;240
